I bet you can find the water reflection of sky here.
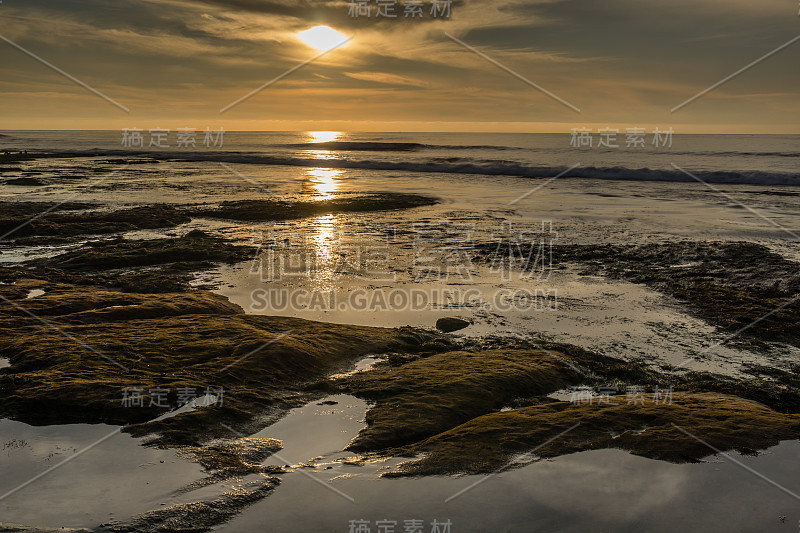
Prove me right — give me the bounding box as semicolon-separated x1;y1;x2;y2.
0;419;203;527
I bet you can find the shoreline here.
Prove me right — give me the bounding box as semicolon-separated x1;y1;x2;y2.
2;174;800;530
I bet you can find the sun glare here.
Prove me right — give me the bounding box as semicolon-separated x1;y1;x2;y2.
309;131;340;143
298;26;349;52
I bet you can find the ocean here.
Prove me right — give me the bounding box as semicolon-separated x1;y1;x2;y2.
1;130;799;185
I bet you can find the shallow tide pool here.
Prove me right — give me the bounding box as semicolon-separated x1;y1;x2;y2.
223;395;800;533
0;419;204;529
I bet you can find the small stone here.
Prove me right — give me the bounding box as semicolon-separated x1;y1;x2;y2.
435;317;470;333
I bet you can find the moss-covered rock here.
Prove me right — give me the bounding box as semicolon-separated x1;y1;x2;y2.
386;392;800;476
190;193;439;222
0;204;190;241
341;348;583;451
0;282;445;445
33;230;254;272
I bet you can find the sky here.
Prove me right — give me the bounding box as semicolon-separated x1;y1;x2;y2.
0;0;798;133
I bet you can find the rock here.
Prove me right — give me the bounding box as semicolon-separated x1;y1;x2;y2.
0;525;93;533
4;177;45;186
435;317;470;333
0;281;442;446
190;194;439;222
383;391;800;477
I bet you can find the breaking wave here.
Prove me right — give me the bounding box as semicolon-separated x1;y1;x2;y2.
41;148;800;186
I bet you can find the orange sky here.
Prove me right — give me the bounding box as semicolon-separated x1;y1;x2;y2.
1;0;798;133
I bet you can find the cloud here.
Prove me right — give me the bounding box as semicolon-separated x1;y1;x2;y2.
0;0;796;131
344;71;432;87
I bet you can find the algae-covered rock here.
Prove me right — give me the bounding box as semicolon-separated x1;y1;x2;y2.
111;479;280;533
1;283;242;323
338;342;800;477
340;342;669;452
0;525;92;533
179;437;284;487
385;392;800;476
3;177;45;186
0;204;189;241
341;348;584;451
0;282;444;445
191;193;438;222
33;230;254;272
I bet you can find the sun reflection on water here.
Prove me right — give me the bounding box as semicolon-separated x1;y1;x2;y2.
307;168;340;199
311;214;338;284
307;132;340;160
304;132;344;285
308;131;340;144
303;132;343;199
308;149;337;161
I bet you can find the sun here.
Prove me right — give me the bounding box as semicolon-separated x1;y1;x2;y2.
298;25;349;52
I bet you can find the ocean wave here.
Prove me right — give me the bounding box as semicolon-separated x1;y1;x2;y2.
283;142;799;158
46;149;800;186
669;150;800;158
184;154;800;185
287;142;426;151
283;141;518;152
